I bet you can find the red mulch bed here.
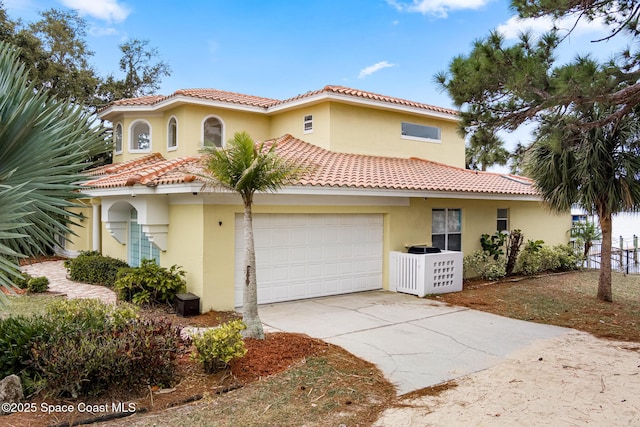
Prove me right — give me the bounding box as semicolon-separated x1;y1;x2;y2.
1;286;27;295
231;333;328;383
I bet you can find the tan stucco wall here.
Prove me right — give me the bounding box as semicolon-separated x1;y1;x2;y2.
112;105;271;162
109;100;462;166
65;204;93;253
111;114;166;163
166;105;271;157
84;194;570;311
100;221;128;262
269;102;463;166
269;103;331;149
163;203;206;299
327;103;464;166
421;198;571;253
200;204;237;311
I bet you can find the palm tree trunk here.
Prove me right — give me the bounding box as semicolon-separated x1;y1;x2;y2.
597;212;613;302
242;199;265;339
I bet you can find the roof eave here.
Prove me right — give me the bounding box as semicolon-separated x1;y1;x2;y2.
81;181;540;201
267;92;460;121
98;95;269;121
81;181;205;197
98;91;459;122
276;186;540;200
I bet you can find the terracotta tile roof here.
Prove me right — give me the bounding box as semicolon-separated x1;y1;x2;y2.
267;135;536;196
84;154;201;188
86;153;166;176
111;95;166;107
103;89;277;113
84;136;536;197
173;89;278;108
276;85;459;116
100;86;458;117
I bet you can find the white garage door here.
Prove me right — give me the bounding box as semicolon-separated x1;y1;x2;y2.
234;213;383;306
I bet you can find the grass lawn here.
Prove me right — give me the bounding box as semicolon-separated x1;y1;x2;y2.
433;270;640;342
0;294;62;319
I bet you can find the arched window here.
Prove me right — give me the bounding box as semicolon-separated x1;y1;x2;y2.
203;116;223;148
114;123;123;153
167;117;177;150
130;120;151;151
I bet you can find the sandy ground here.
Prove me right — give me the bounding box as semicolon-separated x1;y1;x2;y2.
375;331;640;426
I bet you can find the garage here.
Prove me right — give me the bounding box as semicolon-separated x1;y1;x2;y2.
234;213;383;306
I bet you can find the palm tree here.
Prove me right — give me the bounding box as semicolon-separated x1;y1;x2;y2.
0;40;110;302
203;132;301;339
571;221;602;258
526;106;640;302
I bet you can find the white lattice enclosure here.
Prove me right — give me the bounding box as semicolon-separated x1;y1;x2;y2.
389;251;463;297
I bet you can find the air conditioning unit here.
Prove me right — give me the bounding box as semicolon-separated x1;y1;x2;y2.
389;250;463;297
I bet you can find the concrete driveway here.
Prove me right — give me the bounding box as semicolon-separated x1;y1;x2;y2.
258;291;569;395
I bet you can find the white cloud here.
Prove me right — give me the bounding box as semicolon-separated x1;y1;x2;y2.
387;0;491;18
60;0;131;23
358;61;396;79
89;26;118;37
497;14;609;40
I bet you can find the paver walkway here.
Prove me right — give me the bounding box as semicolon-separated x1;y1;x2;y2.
21;260;116;303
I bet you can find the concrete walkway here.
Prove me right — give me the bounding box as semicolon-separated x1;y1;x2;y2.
21;260;116;303
258;291;569;395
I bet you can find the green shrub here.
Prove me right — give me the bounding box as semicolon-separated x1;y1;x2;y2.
27;276;49;293
524;239;545;253
552;244;583;271
114;259;186;306
13;272;32;289
480;232;506;260
463;250;507;281
540;246;562;271
45;298;139;331
0;299;142;396
191;320;247;373
0;315;56;385
31;318;184;397
516;249;543;275
65;252;129;287
516;243;582;275
517;239;546;276
63;250;100;270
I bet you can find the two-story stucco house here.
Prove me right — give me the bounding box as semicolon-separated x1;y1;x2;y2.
66;85;570;311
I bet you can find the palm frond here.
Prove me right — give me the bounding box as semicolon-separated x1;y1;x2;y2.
0;40;110;301
203;132;301;202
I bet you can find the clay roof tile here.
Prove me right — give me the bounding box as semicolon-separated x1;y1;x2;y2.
84;135;536;197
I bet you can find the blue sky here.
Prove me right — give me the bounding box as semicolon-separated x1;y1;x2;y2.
3;0;624;151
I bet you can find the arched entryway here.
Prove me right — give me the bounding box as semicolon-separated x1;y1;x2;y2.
102;198;166;266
